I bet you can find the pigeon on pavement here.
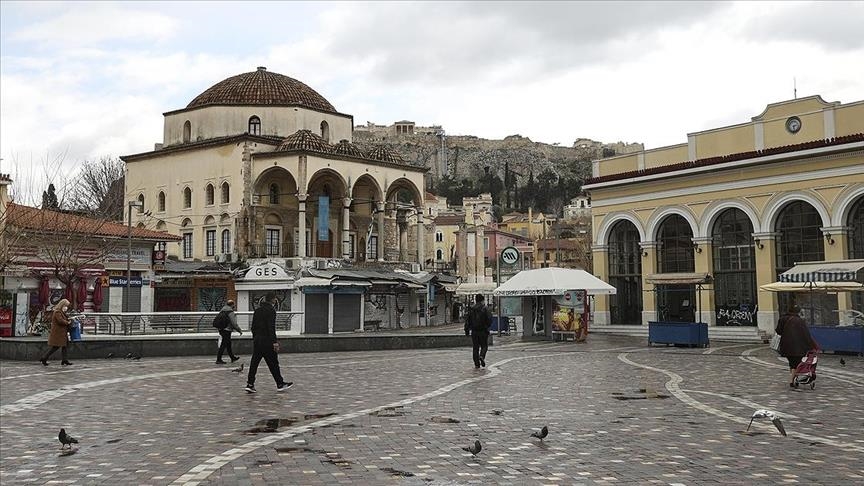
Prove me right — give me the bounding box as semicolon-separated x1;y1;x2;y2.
747;409;787;436
490;409;504;416
106;353;114;359
58;428;79;449
231;363;244;373
840;358;846;367
124;353;133;359
531;425;549;441
131;355;141;360
462;439;482;456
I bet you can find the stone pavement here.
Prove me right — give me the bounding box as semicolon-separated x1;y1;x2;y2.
1;336;862;485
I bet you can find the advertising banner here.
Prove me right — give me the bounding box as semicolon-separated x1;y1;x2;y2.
552;289;587;333
500;297;523;316
318;196;330;241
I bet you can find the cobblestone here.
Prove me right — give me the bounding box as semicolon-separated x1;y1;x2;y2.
1;336;862;485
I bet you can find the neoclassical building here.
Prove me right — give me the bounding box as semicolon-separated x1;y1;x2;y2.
584;95;864;335
122;67;428;266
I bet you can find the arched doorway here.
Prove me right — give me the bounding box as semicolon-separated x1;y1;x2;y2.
847;196;864;313
775;201;832;323
385;178;423;263
656;214;695;322
307;169;347;259
712;208;756;326
608;220;642;325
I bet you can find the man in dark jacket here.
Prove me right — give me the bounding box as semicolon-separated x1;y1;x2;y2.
216;300;242;364
465;294;492;368
245;292;292;393
776;304;818;388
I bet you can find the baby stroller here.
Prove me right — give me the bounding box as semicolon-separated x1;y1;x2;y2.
793;350;818;389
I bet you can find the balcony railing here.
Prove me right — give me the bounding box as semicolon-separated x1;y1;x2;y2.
247;243;290;258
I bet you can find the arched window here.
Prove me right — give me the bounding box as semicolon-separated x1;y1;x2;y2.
205;183;214;206
320;120;330;142
436;248;443;261
183;187;192;209
712;209;756;326
608;220;642;325
269;183;280;205
248;116;261;136
136;193;145;213
158;191;165;212
656;215;695;322
435;231;443;242
221;181;230;204
221;229;231;254
775;201;831;322
183;120;191;143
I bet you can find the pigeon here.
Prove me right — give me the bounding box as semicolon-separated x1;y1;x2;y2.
747;409;786;437
105;353;114;359
131;355;141;360
839;358;846;367
58;428;79;449
231;363;244;373
124;353;133;359
489;409;504;416
461;439;482;456
531;425;549;441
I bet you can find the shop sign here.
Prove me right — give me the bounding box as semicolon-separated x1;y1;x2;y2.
103;247;152;266
109;276;143;287
245;262;289;280
152;250;166;265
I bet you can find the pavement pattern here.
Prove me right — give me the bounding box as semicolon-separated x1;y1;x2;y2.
1;335;862;485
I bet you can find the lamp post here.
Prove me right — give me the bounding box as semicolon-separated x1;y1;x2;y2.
126;200;144;314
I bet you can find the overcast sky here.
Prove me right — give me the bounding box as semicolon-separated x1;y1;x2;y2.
1;1;862;196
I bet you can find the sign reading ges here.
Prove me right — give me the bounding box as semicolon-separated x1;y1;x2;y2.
500;246;520;265
245;262;289;280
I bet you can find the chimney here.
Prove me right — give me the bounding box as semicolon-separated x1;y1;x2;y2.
257;66;267;72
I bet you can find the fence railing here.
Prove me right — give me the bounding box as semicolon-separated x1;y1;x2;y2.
71;311;302;335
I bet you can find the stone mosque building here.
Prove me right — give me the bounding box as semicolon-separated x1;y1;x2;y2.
122;67;428;267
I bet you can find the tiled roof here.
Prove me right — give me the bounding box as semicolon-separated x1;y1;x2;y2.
122;134;283;162
186;67;337;114
277;129;332;154
433;214;465;225
366;145;407;164
535;238;584;250
586;133;864;186
332;139;365;158
6;203;181;241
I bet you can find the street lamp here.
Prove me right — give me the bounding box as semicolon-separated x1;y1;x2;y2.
126;200;144;314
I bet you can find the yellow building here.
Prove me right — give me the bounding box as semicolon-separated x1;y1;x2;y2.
584;95;864;336
122;67;427;265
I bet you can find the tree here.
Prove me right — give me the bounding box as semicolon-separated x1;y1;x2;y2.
41;183;59;209
67;156;125;221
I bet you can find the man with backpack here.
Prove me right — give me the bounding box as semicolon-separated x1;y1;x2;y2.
464;293;492;368
214;300;242;364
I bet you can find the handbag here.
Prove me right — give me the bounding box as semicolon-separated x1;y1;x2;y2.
770;333;781;353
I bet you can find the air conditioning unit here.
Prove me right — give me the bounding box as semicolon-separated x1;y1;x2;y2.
315;260;329;270
410;263;421;273
215;254;226;263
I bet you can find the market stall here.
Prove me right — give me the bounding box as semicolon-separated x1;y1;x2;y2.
761;259;864;354
493;267;616;340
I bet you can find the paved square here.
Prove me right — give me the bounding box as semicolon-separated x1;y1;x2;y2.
2;336;862;485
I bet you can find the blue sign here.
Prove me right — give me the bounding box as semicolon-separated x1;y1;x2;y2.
318;196;329;241
109;277;143;287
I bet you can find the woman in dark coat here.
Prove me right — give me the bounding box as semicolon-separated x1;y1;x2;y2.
776;304;818;388
40;299;73;366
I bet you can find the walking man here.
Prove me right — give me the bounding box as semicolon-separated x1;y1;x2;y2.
245;292;292;393
215;300;242;364
465;293;492;368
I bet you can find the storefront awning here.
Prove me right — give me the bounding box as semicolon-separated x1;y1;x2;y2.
645;273;711;285
760;281;864;293
456;282;498;295
295;277;333;287
779;260;864;283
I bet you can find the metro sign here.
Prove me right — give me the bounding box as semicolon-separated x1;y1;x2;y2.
501;246;520;265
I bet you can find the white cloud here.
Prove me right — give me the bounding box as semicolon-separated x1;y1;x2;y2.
9;5;179;48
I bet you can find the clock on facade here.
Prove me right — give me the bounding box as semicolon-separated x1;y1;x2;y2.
785;116;802;134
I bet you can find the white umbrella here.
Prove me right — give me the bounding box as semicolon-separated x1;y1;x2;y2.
493;267;617;296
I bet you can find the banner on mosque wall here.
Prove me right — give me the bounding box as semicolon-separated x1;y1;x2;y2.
318;196;329;241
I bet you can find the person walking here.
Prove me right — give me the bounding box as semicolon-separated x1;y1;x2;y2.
40;299;73;366
464;293;492;368
245;292;292;393
215;300;242;364
776;304;818;388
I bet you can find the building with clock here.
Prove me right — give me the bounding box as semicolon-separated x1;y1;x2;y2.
583;95;864;338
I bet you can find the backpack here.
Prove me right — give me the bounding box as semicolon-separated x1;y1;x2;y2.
212;310;230;330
